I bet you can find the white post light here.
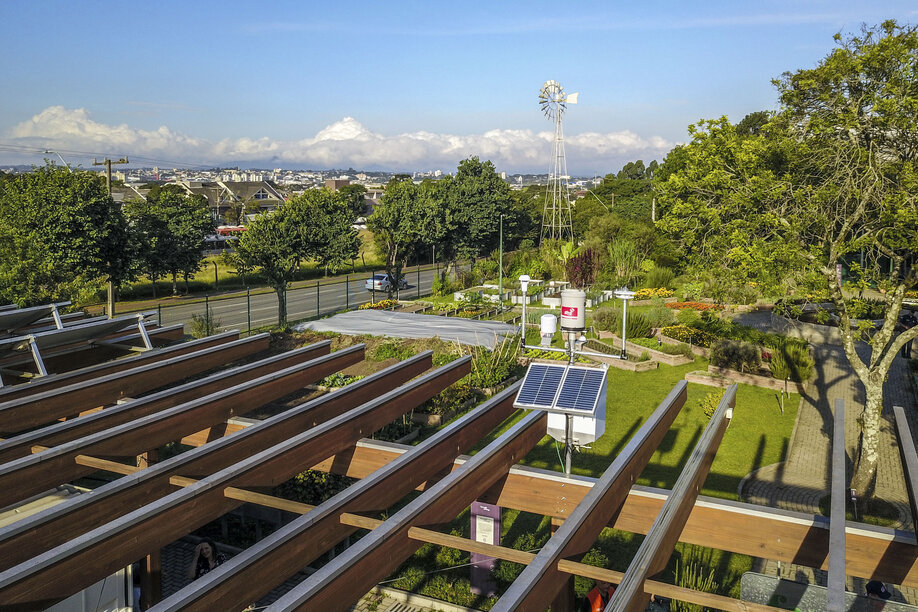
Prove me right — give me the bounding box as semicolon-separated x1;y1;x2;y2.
519;275;531;340
614;287;635;359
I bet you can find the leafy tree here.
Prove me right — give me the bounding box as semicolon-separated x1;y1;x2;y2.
442;157;514;262
370;179;439;297
657;21;918;496
304;189;360;275
0;164;135;306
126;185;215;295
735;110;771;136
337;183;368;220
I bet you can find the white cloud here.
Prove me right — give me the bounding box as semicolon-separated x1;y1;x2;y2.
6;106;674;173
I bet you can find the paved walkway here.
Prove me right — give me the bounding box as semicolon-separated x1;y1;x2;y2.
734;310;917;602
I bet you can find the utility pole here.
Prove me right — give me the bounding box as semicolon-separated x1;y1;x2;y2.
93;157;129;318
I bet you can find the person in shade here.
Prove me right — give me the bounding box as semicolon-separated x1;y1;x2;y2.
188;538;226;580
581;579;615;612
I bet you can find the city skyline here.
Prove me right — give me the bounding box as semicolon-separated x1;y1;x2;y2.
1;1;915;173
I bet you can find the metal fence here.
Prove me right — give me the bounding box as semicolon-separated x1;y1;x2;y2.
124;264;449;335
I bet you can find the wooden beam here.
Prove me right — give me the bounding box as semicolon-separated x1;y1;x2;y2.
828;398;846;612
0;332;271;434
893;405;918;533
0;343;357;511
313;440;918;588
0;351;426;571
0;356;461;606
494;381;689;611
608;384;735;612
0;340;328;464
155;383;519;611
265;410;547;612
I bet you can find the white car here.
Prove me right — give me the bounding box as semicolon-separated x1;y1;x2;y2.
365;273;408;291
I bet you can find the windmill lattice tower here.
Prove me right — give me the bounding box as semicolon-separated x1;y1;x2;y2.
539;80;578;244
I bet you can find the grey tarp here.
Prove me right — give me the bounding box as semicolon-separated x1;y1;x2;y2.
294;310;519;349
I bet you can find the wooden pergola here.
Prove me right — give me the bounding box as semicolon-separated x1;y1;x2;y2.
0;324;915;612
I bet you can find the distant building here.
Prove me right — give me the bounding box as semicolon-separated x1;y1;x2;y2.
325;179;350;192
169;180;285;222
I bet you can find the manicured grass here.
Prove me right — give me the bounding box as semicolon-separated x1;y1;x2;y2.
474;358;799;501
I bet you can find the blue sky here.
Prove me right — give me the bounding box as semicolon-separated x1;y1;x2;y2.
1;1;915;173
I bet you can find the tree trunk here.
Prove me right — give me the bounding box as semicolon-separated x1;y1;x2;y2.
171;272;178;296
850;379;884;498
276;284;287;327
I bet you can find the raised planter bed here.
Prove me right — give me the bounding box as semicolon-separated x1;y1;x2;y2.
659;333;711;358
472;375;519;397
411;396;477;427
395;428;420;444
595;332;692;366
685;365;807;393
511;291;544;305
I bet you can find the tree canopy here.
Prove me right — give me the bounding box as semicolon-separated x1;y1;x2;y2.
657;21;918;494
0;164;134;306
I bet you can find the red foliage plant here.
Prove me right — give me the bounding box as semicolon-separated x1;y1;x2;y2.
565;247;603;289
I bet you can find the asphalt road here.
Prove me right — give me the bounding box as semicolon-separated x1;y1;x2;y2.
155;267;439;332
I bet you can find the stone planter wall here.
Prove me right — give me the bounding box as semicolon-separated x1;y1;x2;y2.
511;291;544;305
411;396;477;427
595;331;693;365
686;365;807;393
659;334;711;358
595;332;692;366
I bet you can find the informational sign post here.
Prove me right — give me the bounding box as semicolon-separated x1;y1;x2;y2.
470;501;501;596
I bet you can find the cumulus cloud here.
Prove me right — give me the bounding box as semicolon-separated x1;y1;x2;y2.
7;106;674;173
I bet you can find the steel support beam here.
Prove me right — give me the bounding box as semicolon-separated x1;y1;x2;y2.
0;343;358;510
0;332;271;434
156;383;522;611
265;410;547;612
494;381;689;611
0;341;327;464
0;330;239;404
0;357;464;606
894;405;918;533
827;398;847;611
608;384;735;612
0;350;429;571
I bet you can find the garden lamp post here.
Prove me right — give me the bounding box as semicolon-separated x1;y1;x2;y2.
519;274;530;340
614;287;635;359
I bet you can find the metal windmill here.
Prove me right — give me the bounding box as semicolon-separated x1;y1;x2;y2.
538;79;578;244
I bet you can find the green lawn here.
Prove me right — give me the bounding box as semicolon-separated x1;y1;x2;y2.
473;357;798;501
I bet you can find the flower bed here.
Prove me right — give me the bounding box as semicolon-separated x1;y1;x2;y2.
359;299;399;310
659;324;719;348
632;288;675;300
665;301;724;311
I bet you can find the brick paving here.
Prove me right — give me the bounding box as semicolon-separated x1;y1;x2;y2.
734;311;918;602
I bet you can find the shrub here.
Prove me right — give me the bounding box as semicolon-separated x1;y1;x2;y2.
574;548;611;598
629;337;694;357
457;291;484;310
675;308;701;327
189;308;221;338
638;350;651;362
494;531;544;586
590;306;652;338
642;266;676;289
565;247;604;288
645;300;677;328
456;268;480;289
770;343;814;382
660;325;719;348
467;335;521;388
710;339;761;373
698;390;724;418
431;273;453;297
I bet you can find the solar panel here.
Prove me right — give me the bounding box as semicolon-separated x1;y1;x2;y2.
514;362;606;416
515;363;565;408
556;367;605;413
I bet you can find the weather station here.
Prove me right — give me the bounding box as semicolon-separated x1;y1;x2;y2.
514;275;637;476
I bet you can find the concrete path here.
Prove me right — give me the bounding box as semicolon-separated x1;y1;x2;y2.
733;310;917;601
